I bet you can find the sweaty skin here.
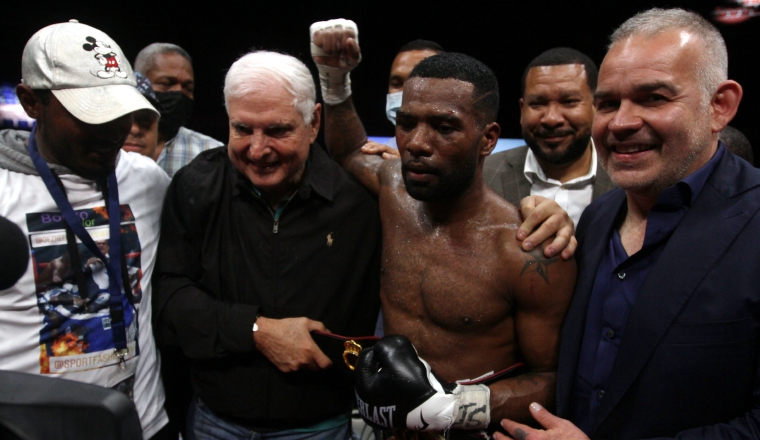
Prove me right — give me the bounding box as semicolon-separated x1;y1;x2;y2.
324;76;576;425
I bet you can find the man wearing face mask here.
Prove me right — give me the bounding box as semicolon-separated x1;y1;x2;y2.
338;40;442;162
383;40;443;149
134;43;223;177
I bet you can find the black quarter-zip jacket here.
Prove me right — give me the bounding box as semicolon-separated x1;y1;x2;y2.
152;144;381;429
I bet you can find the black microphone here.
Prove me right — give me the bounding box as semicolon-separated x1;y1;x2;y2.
0;216;30;290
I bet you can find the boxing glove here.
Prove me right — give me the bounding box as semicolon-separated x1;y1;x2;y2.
355;335;490;431
309;19;361;104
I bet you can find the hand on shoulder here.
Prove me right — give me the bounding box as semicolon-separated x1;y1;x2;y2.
517;195;576;260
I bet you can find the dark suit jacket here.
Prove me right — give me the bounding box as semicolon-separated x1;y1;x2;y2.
482;146;615;207
557;150;760;439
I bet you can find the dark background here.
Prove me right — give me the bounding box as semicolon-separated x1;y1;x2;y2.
2;0;757;156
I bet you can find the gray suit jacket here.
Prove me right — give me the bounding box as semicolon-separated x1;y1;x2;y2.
482;145;615;207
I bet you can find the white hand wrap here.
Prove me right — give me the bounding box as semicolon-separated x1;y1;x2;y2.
451;384;491;429
405;357;491;431
309;19;361;105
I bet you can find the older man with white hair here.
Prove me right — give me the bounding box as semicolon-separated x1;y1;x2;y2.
496;8;759;440
152;51;382;439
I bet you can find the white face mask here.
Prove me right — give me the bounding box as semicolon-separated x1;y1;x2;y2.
385;91;403;125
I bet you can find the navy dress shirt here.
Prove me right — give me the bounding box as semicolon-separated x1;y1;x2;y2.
570;145;726;434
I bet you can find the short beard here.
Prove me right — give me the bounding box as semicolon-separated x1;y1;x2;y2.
403;152;478;202
525;130;591;166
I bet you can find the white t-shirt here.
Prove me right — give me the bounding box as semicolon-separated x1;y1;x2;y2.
0;150;169;439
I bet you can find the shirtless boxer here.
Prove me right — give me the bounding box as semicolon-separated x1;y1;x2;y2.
310;21;576;437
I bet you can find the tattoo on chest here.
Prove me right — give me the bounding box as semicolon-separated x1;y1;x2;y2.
520;248;559;283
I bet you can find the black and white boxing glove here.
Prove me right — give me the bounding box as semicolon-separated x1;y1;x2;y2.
355;335;490;431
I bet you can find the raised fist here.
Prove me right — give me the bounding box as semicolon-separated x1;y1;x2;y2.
309;19;361;104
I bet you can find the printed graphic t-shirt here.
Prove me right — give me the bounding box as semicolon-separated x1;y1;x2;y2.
0;150;170;439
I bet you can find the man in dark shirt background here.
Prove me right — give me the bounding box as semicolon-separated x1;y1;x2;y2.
152;50;382;439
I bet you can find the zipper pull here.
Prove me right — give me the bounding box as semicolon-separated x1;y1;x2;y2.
273;220;279;234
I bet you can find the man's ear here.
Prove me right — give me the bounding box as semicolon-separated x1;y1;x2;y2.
309;103;322;143
16;84;43;120
480;121;501;157
710;80;742;133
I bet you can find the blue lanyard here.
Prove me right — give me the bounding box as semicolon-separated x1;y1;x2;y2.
27;125;131;367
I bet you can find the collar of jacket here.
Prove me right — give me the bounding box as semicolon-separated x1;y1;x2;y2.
231;143;337;203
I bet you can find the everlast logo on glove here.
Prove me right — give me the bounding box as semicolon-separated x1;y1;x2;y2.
355;335;491;432
356;391;397;428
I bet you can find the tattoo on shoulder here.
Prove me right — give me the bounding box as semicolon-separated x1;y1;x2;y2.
520;248;559;283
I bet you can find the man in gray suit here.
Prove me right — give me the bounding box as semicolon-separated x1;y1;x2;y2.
484;48;614;226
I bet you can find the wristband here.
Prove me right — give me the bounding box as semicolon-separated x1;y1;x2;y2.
316;66;353;105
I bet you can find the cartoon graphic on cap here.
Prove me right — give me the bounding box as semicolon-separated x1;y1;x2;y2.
82;37;128;79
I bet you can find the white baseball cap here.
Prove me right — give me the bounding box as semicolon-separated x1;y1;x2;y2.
21;20;158;124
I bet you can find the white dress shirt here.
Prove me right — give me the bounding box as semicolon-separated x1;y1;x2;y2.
524;141;598;227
